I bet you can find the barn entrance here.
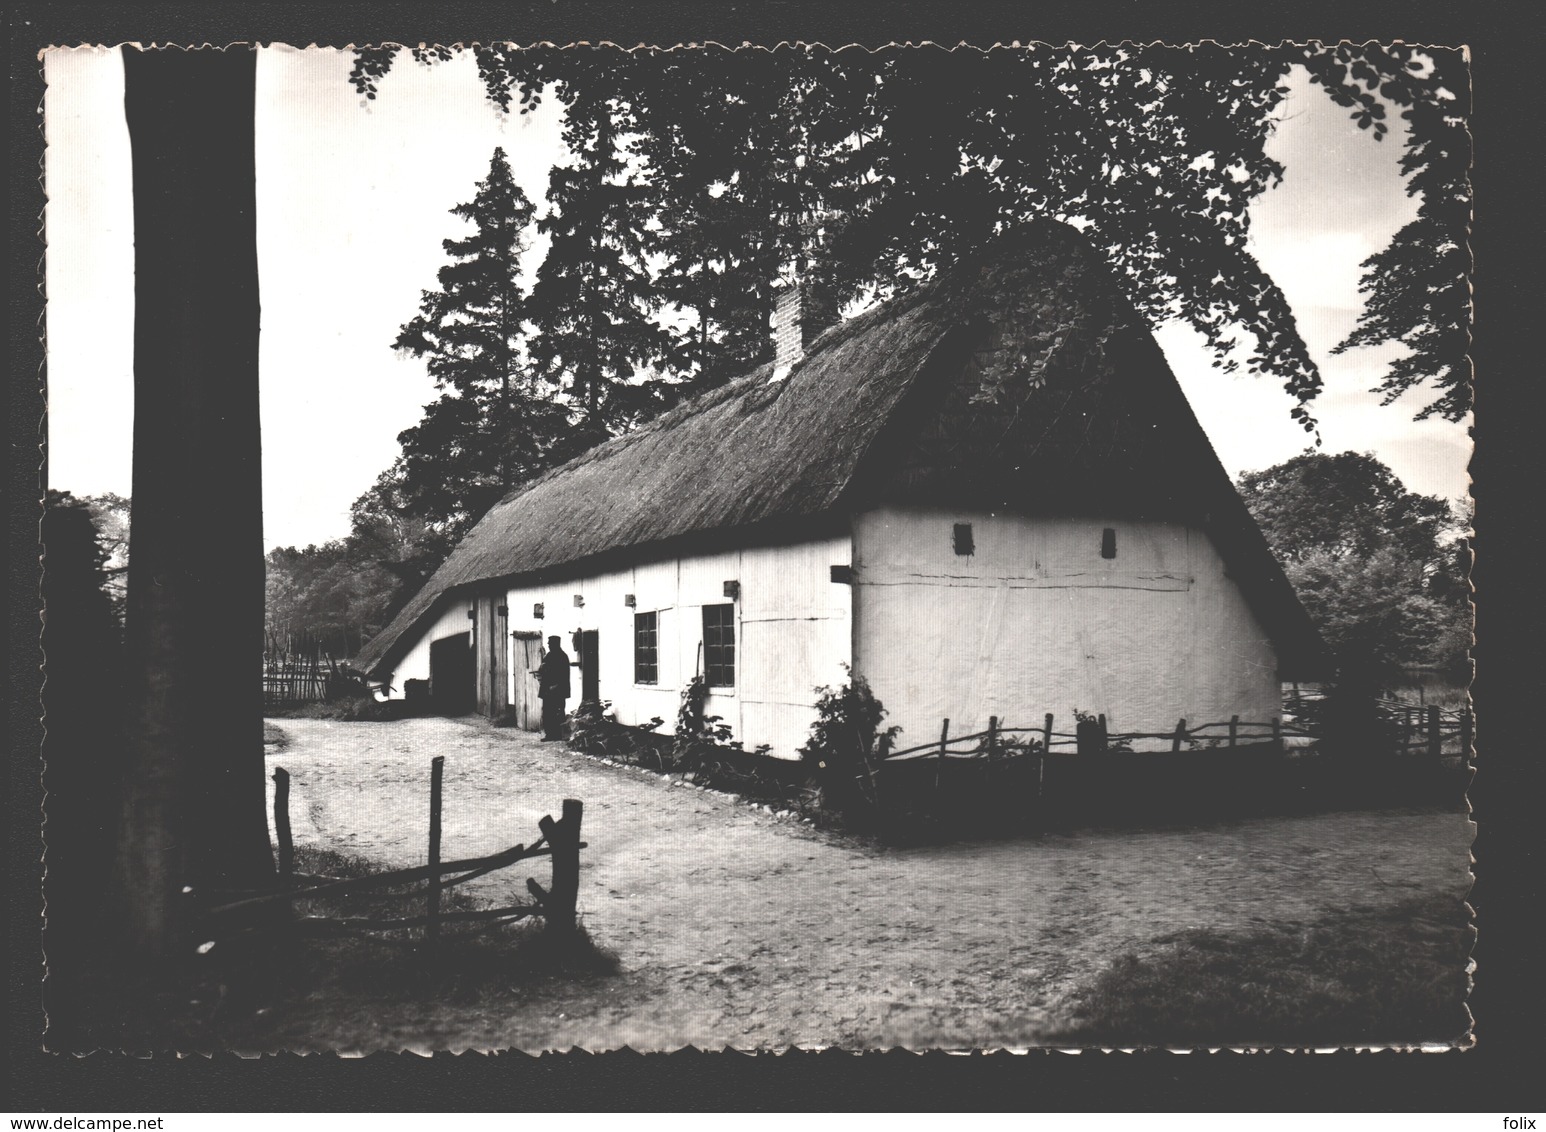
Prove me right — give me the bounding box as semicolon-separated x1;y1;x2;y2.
474;594;509;719
428;632;473;715
511;631;543;731
577;629;600;705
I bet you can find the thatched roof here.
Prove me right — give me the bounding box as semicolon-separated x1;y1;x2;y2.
357;222;1328;678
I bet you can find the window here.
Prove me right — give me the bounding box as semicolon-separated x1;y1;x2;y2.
634;611;658;685
953;522;975;556
1101;527;1117;559
702;603;736;688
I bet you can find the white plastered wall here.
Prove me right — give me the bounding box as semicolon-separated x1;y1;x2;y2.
380;534;853;758
383;599;476;697
851;507;1281;753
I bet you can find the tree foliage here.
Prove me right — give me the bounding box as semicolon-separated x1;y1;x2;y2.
526;74;681;446
47;491;131;626
40;491;128;1029
263;466;464;658
1307;44;1472;420
1238;451;1470;678
353;42;1471;424
1238;450;1455;568
799;669;899;822
269;153;555;658
392;148;566;536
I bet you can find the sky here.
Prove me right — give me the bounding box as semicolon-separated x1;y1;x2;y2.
42;46;1472;551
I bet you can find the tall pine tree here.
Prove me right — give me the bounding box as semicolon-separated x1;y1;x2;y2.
393;147;561;538
526;66;680;450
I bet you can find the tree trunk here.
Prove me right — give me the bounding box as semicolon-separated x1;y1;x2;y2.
117;46;275;960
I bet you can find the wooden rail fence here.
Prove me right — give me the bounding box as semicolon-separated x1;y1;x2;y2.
868;703;1471;816
262;630;363;708
210;757;585;961
881;703;1473;766
1391;703;1474;758
882;714;1305;763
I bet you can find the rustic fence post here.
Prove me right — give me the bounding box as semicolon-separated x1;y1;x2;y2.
426;755;445;956
1077;714;1108;756
935;718;950;793
537;799;583;938
1038;713;1053;808
1401;708;1412;752
1228;715;1239;750
1172;718;1186;754
1271;716;1282;752
1427;705;1442;759
987;715;998;758
1460;706;1473;756
272;767;294;887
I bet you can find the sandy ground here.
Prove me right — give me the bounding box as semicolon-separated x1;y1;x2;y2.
263;716;1473;1051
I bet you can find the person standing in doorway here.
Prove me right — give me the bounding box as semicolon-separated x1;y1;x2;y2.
535;635;571;741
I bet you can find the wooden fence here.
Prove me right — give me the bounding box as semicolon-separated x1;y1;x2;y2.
208;756;586;959
880;703;1473;766
261;629;371;708
1388;703;1474;759
868;703;1471;818
263;630;335;708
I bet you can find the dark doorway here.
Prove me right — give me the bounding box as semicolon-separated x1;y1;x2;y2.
429;632;474;716
578;630;600;705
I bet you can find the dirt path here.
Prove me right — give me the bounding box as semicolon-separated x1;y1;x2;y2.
264;716;1472;1051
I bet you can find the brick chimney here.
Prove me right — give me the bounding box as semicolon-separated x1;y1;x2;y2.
771;276;839;383
771;283;804;382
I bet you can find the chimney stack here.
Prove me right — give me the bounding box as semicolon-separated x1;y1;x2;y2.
771;283;804;381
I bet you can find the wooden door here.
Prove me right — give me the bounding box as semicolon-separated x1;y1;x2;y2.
474;594;509;719
493;600;509;717
512;633;542;730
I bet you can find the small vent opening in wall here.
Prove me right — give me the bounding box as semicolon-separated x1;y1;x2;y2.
953;523;975;556
1101;528;1117;559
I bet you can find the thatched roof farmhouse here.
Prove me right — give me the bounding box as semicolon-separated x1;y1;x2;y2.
357;221;1325;755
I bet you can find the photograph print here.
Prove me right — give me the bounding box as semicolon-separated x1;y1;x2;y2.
40;39;1473;1054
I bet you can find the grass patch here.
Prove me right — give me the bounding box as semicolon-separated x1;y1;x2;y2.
1048;894;1471;1048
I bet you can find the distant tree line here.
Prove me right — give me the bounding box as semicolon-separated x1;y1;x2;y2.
262;473;455;659
1237;451;1471;685
45;491;130;626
